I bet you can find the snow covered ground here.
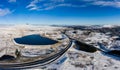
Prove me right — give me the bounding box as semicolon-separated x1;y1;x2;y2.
24;38;120;70
29;43;120;70
0;25;120;70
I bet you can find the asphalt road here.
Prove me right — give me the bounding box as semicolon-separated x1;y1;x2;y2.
0;39;72;69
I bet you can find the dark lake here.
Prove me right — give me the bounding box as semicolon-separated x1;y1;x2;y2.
74;40;97;53
0;55;15;61
14;34;58;45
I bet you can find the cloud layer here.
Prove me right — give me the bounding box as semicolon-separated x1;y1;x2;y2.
0;8;11;16
0;0;120;16
0;0;16;16
26;0;120;11
91;0;120;8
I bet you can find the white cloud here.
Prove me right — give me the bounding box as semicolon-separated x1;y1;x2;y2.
29;6;39;10
39;3;73;10
41;3;87;10
92;1;120;8
82;0;120;8
26;0;85;11
26;0;41;10
26;0;120;11
0;8;11;16
8;0;16;3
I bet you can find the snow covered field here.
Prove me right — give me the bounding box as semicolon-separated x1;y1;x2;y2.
31;43;120;70
0;25;120;70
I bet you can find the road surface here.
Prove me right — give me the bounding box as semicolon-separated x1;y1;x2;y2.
0;37;72;69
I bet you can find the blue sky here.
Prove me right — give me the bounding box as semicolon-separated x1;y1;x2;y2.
0;0;120;25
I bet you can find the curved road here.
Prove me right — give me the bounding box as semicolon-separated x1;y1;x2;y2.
0;38;72;69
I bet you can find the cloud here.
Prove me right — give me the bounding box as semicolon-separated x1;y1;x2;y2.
26;0;86;11
92;1;120;8
82;0;120;8
40;3;87;10
8;0;16;3
0;8;11;16
26;0;120;11
26;0;41;10
38;4;72;10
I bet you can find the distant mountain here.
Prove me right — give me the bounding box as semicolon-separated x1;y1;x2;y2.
102;24;120;28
